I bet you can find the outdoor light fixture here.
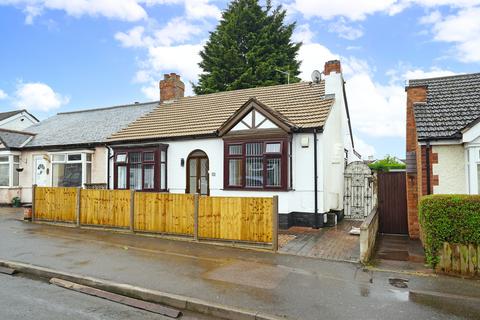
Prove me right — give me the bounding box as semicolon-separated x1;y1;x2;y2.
16;167;24;172
301;136;309;148
181;158;185;167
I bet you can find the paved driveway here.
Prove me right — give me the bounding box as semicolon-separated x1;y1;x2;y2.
279;220;361;261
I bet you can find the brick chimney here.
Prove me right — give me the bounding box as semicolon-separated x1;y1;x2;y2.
324;60;342;75
160;73;185;103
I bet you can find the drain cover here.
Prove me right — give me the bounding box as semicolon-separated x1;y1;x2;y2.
389;277;409;288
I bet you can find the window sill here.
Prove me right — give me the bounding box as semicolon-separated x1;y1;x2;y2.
0;186;21;189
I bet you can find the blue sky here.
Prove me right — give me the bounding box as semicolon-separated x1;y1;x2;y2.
0;0;479;159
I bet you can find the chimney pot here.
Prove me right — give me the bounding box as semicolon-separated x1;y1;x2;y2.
324;60;342;76
160;73;185;103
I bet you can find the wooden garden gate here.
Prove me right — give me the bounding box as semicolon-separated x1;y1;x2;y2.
344;161;375;219
377;172;408;235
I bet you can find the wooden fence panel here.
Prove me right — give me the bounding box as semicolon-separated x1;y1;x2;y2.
34;187;77;222
438;242;480;277
80;189;130;228
134;192;194;235
198;196;273;243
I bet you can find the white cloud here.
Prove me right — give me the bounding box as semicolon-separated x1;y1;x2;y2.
292;24;314;44
297;43;339;79
0;89;7;100
354;136;376;158
290;0;399;21
132;43;203;99
422;7;480;62
184;0;220;20
0;0;148;23
289;0;480;20
346;70;406;138
152;17;202;46
328;18;364;40
14;82;69;112
403;67;456;80
115;26;152;48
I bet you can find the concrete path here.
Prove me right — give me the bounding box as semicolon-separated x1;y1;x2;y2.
1;208;479;320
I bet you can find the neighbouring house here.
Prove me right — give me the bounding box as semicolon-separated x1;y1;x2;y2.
106;60;360;228
9;103;157;203
405;72;480;238
0;109;38;202
0;109;39;131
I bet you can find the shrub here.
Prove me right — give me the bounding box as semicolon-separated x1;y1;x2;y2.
419;195;480;267
368;155;406;172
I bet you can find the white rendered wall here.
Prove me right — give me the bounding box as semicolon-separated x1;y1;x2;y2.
322;72;348;211
432;145;466;194
120;136;326;214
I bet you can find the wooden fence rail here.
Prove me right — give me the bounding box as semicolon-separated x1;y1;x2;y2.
32;186;278;249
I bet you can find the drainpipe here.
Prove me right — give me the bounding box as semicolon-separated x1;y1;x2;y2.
313;129;319;229
425;140;431;195
106;145;114;190
289;138;293;189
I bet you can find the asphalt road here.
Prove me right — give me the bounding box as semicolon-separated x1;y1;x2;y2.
0;274;213;320
1;208;479;320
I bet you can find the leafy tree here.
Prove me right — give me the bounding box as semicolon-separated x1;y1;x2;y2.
193;0;302;95
368;155;406;172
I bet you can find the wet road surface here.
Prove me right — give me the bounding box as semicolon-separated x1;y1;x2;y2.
0;273;213;320
1;208;479;320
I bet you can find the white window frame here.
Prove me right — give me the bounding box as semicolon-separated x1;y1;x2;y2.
465;145;480;194
49;151;93;187
0;151;21;188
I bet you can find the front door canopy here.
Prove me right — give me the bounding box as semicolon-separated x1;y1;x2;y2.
217;98;295;136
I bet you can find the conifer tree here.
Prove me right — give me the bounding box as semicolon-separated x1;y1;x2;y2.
193;0;301;95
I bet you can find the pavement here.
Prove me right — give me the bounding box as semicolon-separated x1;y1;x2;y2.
0;273;214;320
1;207;480;320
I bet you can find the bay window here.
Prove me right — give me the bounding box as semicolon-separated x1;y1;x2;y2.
0;154;19;187
51;152;92;187
224;139;288;190
114;147;167;192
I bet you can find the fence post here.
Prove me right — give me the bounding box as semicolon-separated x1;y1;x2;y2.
76;187;81;227
193;193;199;241
130;189;135;232
272;195;279;252
31;184;37;222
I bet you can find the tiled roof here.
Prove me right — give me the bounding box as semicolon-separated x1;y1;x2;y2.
0;129;34;148
109;81;333;141
23;102;158;148
409;73;480;140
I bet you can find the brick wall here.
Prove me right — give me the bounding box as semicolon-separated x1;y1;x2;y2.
405;85;427;239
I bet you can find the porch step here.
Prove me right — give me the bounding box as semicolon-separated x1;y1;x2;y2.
377;250;409;261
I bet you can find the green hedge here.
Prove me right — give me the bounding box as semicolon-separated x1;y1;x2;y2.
419;195;480;266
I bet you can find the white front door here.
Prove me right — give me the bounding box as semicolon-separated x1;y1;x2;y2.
34;155;49;187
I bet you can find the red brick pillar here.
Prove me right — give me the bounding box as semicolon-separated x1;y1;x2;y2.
405;85;427;239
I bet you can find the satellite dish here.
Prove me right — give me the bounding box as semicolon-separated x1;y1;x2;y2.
311;70;322;83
